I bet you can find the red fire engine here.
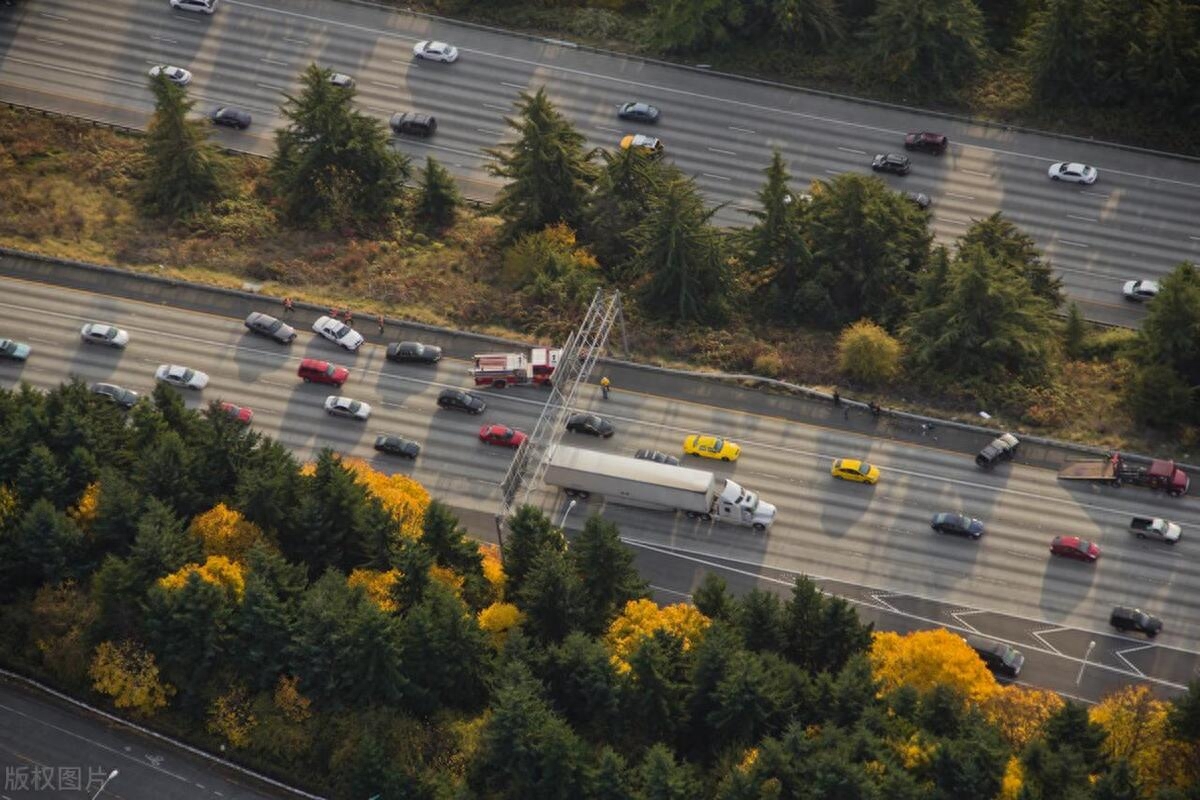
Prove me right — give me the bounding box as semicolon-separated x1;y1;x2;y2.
470;347;562;388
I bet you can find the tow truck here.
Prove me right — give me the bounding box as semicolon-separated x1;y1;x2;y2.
1057;453;1190;497
470;346;562;389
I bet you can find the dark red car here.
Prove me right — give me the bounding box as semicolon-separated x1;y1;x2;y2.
904;131;948;155
1050;535;1101;562
298;358;349;387
479;424;527;448
219;402;254;425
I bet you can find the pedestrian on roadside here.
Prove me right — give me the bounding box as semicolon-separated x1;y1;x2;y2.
330;307;339;320
832;389;841;407
377;314;385;335
283;297;294;314
345;312;354;328
600;376;611;400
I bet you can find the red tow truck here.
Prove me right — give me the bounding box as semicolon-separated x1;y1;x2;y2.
1057;453;1190;497
470;347;562;389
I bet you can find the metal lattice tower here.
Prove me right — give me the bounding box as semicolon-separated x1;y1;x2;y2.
495;289;625;529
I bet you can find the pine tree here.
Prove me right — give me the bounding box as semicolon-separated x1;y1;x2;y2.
692;572;735;621
141;72;225;217
741;150;812;317
503;504;566;598
862;0;990;94
632;174;731;323
569;514;647;635
959;213;1063;308
270;64;409;229
517;549;579;644
485;87;596;239
1063;302;1086;359
584;145;666;278
414;155;461;230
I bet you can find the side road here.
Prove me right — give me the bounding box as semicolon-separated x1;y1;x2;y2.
1;246;1188;475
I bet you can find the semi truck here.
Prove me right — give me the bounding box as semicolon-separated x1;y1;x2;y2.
1129;517;1182;544
1057;453;1189;497
544;445;777;530
470;346;561;388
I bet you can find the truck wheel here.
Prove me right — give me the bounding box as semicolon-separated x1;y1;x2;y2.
1136;532;1146;539
493;379;506;389
700;513;712;522
721;457;730;462
753;522;766;532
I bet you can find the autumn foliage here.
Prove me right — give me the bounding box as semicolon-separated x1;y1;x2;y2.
157;555;246;601
188;503;264;558
478;602;523;647
341;457;431;539
347;568;401;612
605;598;710;673
869;628;1000;704
982;685;1065;748
89;640;175;716
1090;684;1191;794
208;686;257;748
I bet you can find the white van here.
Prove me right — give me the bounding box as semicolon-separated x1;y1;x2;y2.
170;0;217;14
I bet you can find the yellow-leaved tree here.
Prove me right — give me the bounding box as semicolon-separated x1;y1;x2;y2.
0;485;18;530
89;640;175;716
347;568;401;612
274;675;312;723
606;598;710;673
1090;684;1191;794
868;629;1000;704
837;319;903;386
982;685;1065;749
188;503;264;559
997;756;1023;800
478;602;523;648
480;544;506;597
157;555;246;602
342;457;430;539
68;482;100;533
207;686;257;748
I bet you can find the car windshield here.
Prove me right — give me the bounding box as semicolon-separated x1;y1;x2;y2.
180;369;194;381
323;363;336;376
710;438;724;450
267;319;282;332
857;463;872;475
347;401;360;413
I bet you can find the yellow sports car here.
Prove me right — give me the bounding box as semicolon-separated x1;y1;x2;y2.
683;435;741;462
831;458;880;484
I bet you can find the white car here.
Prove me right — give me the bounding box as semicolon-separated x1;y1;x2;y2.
155;364;209;390
329;73;355;89
1123;279;1160;302
80;323;129;348
312;315;364;351
324;395;371;420
1048;162;1098;184
413;41;459;63
149;65;193;87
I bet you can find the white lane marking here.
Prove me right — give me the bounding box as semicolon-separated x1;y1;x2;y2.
945;192;975;200
150;35;178;44
707;147;737;156
940;217;969;225
39;11;69;19
1058;239;1089;248
823;169;842;176
36;38;66;46
1031;626;1069;654
260;58;288;66
1067;214;1098;223
1081;190;1111;198
475;128;504;136
283;37;309;46
962;169;991;178
482;103;508;111
1189;235;1200;241
950;609;986;633
256;83;288;93
837;146;866;155
728;126;756;134
701;173;731;181
650;584;692;599
595;125;623;134
500;81;525;90
372;81;402;90
1114;644;1154;677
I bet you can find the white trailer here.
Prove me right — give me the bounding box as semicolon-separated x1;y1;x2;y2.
544;445;776;530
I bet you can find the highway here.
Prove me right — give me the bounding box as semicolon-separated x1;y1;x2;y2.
3;0;1200;328
2;266;1200;707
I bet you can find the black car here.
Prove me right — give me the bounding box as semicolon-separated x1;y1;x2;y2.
390;112;437;137
210;107;252;129
903;131;948;154
931;512;985;539
965;635;1024;678
1110;606;1162;637
635;449;681;466
244;312;297;344
566;413;615;438
387;341;443;364
617;102;660;123
90;382;139;409
374;434;421;459
437;388;486;414
871;153;911;175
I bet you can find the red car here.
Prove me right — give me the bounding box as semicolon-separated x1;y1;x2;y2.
219;402;254;425
298;358;349;387
1050;535;1101;562
904;131;948;155
479;424;527;448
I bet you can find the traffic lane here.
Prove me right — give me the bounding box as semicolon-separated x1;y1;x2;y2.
0;677;293;800
627;543;1188;702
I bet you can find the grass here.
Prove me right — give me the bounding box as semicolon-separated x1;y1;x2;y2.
1;106;1192;460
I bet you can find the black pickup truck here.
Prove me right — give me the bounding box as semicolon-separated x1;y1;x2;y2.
976;433;1020;469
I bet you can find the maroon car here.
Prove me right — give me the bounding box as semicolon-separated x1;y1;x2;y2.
1050;535;1101;562
904;131;948;155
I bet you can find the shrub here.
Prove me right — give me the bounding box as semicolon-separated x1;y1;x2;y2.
837;319;903;385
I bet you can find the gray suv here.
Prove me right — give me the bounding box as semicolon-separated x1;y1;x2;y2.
390;112;437;138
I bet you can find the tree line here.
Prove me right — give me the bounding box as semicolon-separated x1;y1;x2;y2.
3;379;1200;798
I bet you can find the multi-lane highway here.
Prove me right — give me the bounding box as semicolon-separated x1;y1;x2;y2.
3;266;1200;703
3;0;1200;327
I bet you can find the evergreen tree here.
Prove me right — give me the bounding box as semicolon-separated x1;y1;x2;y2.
540;632;624;742
1126;0;1200;115
414;155;461;230
929;724;1007;799
1091;759;1140;800
683;621;742;761
1021;0;1103;104
588;746;633;800
503;504;566;598
634;743;700;800
231;571;297;691
769;0;845;49
734;588;787;655
1063;301;1086;359
584;145;666;278
631;174;731;323
570;514;647;635
741;151;813;317
645;0;747;52
233;440;301;536
288;450;369;575
708;653;787;751
813;595;873;673
143;571;234;696
692;572;735;622
2;499;84;590
398;581;491;713
517;548;580;644
270;64;409;229
862;0;990;94
390;535;434;612
14;443;69;508
128;498;200;585
1167;678;1200;741
421;500;490;608
485;87;596;239
622;631;688;749
1126;262;1200;427
903;243;1060;396
134;430;203;518
89;555;143;639
959;213;1063;308
141;72;225;217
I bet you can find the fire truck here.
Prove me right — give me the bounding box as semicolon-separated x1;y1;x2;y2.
470;347;562;388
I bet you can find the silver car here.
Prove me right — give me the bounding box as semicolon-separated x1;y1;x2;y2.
413;40;459;62
324;395;371;420
80;323;129;348
155;364;209;390
149;65;193;86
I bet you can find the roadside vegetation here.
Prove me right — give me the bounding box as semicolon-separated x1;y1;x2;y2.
3;380;1200;799
5;73;1200;454
410;0;1200;156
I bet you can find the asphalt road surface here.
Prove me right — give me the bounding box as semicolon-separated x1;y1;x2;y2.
2;265;1199;707
3;0;1200;328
